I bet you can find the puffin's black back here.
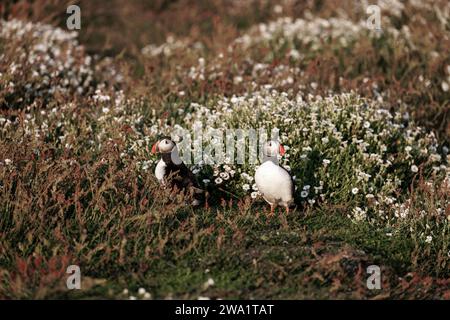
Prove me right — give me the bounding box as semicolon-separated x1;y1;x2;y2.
160;152;204;204
161;153;198;188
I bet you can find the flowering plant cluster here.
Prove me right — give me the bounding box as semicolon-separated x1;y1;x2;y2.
0;19;121;109
172;90;449;223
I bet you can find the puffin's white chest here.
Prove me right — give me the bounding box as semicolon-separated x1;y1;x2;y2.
255;161;294;205
155;159;167;184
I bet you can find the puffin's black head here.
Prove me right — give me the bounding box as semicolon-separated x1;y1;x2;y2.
151;136;176;154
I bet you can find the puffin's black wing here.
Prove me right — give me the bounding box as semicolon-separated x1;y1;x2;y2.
176;162;200;189
161;154;201;190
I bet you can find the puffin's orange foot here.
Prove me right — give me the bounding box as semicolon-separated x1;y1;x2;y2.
269;205;275;217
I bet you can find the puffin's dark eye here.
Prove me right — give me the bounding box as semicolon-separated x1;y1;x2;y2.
269;142;272;146
165;140;169;144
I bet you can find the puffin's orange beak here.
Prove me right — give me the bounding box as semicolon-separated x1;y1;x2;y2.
151;142;159;154
279;144;286;156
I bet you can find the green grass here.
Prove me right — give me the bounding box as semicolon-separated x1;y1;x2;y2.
1;0;449;300
25;205;438;300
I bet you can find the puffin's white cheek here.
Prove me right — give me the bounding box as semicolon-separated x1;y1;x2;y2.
266;146;277;156
159;143;173;153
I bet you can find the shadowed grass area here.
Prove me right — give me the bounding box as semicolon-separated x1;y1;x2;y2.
3;204;441;300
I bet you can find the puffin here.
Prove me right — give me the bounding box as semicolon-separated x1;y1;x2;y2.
151;136;204;206
255;140;295;215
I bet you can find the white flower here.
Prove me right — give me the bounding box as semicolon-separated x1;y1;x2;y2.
251;191;259;199
411;165;418;173
430;154;441;162
172;135;181;143
301;190;308;198
233;76;243;84
242;184;250;191
303;185;310;190
143;292;152;299
322;159;330;165
205;278;215;287
122;289;129;295
441;81;449;92
252;183;258;190
425;235;432;243
129;296;137;300
203;179;210;184
138;288;146;295
215;177;223;184
352;207;367;221
273;5;283;14
220;172;230;180
4;159;12;165
395;203;409;219
352;188;359;195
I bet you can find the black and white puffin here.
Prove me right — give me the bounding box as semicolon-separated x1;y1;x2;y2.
151;136;204;206
255;140;295;215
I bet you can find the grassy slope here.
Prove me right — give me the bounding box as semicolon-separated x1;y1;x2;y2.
49;204;446;300
1;0;449;299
